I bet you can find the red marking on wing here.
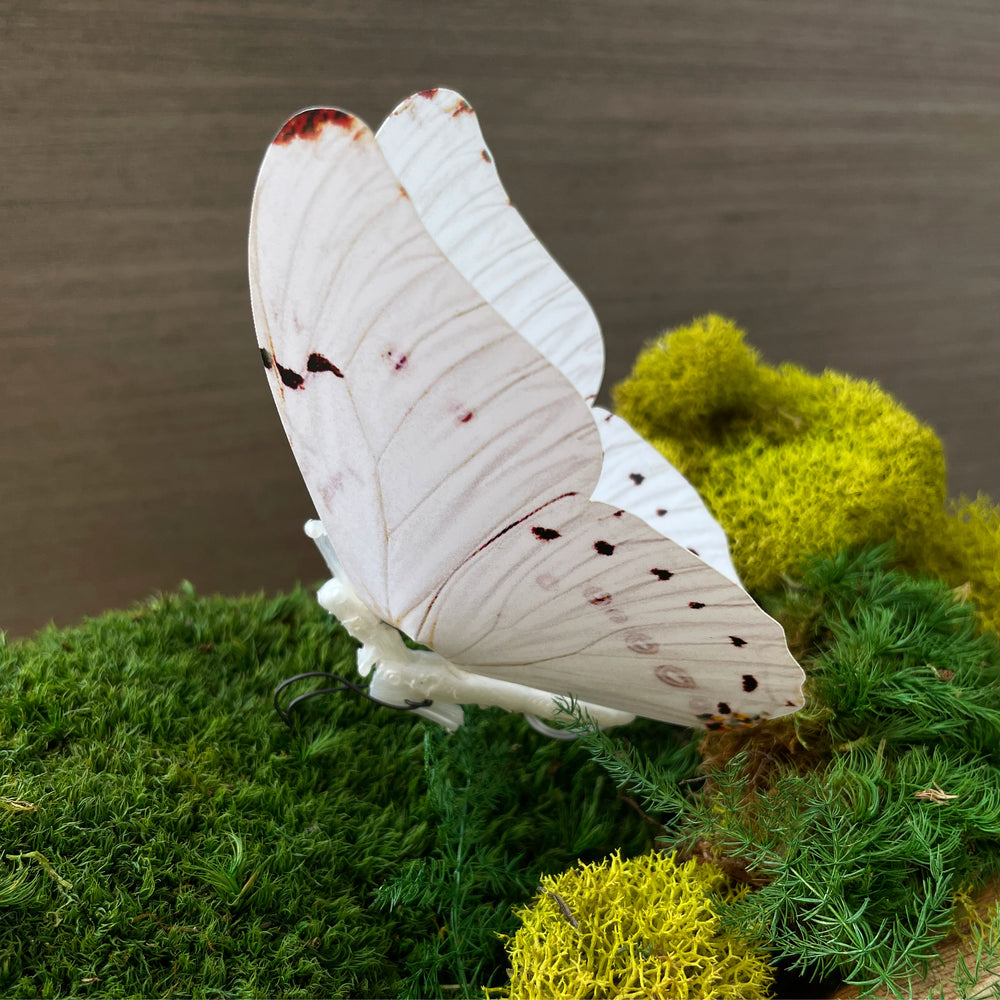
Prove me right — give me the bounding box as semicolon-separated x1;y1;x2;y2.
625;631;658;655
274;109;354;145
450;98;474;117
417;88;440;100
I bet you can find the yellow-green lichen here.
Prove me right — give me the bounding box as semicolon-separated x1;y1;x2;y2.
491;851;773;1000
923;495;1000;635
613;315;1000;632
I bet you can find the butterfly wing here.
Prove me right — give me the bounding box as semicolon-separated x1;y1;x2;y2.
376;90;742;586
590;407;741;585
375;88;605;403
249;107;805;727
250;108;601;625
417;492;800;727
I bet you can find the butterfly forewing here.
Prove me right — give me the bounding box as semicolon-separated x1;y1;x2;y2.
375;88;605;403
250;109;602;621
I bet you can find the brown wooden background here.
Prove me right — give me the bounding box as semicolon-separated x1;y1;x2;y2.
2;0;998;638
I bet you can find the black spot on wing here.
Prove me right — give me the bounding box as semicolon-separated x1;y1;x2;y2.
532;527;560;541
594;540;615;556
730;636;747;648
307;353;344;377
656;508;667;517
742;674;759;692
688;601;705;609
650;568;673;581
260;348;273;369
629;473;645;485
277;363;304;390
717;702;731;715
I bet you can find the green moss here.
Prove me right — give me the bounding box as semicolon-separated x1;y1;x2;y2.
614;315;949;597
492;850;774;1000
0;585;666;999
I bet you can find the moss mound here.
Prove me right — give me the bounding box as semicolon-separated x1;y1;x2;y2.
0;585;668;999
613;315;1000;633
493;850;774;1000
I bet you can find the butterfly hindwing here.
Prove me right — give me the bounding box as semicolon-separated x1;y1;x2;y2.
590;407;741;585
405;492;796;727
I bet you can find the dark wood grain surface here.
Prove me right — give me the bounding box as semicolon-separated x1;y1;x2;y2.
2;0;998;637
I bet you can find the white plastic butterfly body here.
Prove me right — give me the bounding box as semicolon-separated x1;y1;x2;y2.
249;90;805;732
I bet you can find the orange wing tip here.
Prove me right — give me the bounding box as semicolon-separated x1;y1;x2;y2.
273;108;358;145
406;88;473;117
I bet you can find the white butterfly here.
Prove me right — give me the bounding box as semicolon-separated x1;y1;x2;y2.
249;89;805;733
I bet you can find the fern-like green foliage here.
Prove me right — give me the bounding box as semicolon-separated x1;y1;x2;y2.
375;709;699;999
778;547;1000;758
612;314;1000;634
564;549;1000;996
0;585;669;999
491;850;774;1000
375;719;523;999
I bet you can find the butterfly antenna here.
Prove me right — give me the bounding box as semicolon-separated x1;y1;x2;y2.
273;671;432;729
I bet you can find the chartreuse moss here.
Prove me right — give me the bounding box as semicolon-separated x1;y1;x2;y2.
613;314;1000;633
489;850;774;1000
923;495;1000;635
